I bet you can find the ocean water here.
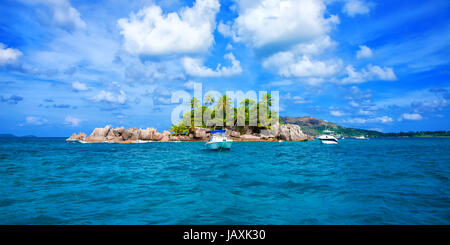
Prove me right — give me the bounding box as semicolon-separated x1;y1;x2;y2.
0;137;449;225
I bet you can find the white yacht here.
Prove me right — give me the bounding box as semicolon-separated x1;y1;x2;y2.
318;129;338;144
205;130;232;150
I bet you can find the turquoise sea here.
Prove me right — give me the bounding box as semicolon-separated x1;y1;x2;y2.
0;137;449;224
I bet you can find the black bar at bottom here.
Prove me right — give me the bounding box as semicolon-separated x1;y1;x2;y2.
0;225;448;243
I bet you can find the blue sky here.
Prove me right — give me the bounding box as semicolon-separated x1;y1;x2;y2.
0;0;449;136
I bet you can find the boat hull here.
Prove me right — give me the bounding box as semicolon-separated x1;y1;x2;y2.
206;141;232;150
318;135;338;144
320;139;338;144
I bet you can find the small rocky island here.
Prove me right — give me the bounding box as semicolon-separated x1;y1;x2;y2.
66;124;312;143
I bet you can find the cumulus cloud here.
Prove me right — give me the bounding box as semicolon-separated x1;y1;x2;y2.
342;65;397;84
342;0;370;17
220;0;347;84
72;81;88;91
400;113;423;121
118;0;220;56
182;53;242;77
229;0;339;50
259;34;342;84
263;53;342;80
64;115;81;126
0;43;22;65
91;90;127;104
356;45;373;59
31;0;86;30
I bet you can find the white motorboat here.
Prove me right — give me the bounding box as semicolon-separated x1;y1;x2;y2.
318;129;338;144
205;130;232;150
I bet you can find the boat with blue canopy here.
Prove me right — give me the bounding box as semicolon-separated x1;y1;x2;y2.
205;130;232;150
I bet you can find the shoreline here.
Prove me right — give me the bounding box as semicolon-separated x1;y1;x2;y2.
66;124;313;143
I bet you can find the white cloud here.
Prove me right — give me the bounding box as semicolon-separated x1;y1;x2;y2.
91;90;127;104
292;35;337;56
400;113;423;121
330;110;345;117
223;1;343;84
230;0;339;50
263;53;342;81
32;0;86;30
356;45;373;59
342;64;397;84
342;0;370;17
26;116;48;125
182;52;242;77
0;43;22;65
118;0;220;56
64;116;81;126
72;81;88;91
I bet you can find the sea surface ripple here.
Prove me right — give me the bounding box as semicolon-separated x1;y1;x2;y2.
0;137;449;224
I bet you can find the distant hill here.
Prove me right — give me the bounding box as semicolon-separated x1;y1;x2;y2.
281;116;384;137
281;116;450;137
0;134;17;138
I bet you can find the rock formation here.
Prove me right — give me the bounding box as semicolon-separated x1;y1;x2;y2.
267;123;308;141
230;131;241;138
153;132;163;141
288;124;308;141
140;128;156;140
85;125;110;143
66;132;86;141
193;127;207;139
260;130;275;140
160;131;170;142
67;123;310;143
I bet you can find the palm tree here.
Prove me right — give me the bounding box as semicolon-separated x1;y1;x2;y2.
238;98;256;126
204;93;215;106
215;95;234;127
260;93;272;110
190;97;200;111
258;93;273;127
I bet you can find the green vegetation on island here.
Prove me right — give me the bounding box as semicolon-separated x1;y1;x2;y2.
169;93;281;136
